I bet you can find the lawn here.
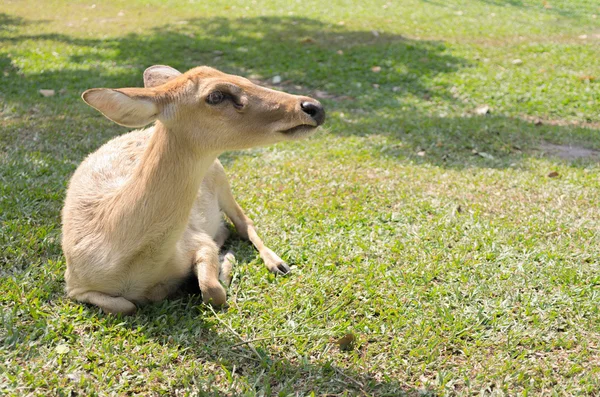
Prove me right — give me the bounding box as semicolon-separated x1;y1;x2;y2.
1;0;599;395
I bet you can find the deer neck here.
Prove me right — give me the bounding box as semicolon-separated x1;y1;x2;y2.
110;121;218;247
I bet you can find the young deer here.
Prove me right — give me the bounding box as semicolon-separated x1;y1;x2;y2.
62;65;325;315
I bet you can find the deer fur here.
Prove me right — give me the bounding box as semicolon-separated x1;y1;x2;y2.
62;65;325;315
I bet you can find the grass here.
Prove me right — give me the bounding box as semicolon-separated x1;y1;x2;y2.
1;0;599;395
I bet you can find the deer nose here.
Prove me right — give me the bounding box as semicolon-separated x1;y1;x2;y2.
301;101;326;126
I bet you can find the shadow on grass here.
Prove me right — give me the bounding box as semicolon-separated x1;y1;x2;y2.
0;15;465;103
1;14;597;170
0;13;48;32
1;11;597;270
116;290;422;396
0;10;597;394
420;0;595;20
330;109;600;169
477;0;596;19
1;10;598;277
0;13;23;30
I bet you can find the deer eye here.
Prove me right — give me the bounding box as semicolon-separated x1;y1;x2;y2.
206;91;225;105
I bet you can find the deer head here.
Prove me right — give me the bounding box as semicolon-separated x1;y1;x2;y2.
81;65;325;152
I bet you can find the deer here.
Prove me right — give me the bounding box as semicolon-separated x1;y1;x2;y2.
61;65;325;315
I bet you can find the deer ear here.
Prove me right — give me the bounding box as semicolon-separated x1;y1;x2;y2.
82;88;159;128
143;65;182;88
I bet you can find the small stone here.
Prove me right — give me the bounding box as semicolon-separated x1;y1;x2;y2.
512;59;523;65
117;11;124;17
548;171;559;178
477;151;494;160
39;89;55;97
475;105;490;115
417;151;426;157
272;75;282;84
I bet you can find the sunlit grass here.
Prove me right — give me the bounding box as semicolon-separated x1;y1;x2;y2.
1;0;599;395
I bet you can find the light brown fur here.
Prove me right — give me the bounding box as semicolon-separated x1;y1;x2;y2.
62;65;325;314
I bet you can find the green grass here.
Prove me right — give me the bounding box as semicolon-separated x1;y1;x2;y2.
1;0;599;395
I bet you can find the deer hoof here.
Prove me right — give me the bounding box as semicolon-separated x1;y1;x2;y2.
201;282;227;306
262;249;290;275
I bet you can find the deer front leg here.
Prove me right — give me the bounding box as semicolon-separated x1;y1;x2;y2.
244;220;290;274
193;234;227;306
216;171;290;275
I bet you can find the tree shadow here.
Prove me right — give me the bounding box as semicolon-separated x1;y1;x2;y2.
90;290;425;396
420;0;595;20
1;10;598;276
1;15;466;99
0;14;465;159
477;0;595;19
1;9;597;395
331;109;600;169
0;13;29;32
1;14;597;171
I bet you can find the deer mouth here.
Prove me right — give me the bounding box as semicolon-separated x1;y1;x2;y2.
279;124;317;135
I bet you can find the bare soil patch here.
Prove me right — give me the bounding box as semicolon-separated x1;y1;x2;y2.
539;142;600;161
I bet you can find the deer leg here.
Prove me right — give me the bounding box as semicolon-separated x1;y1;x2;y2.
193;234;227;306
145;278;185;302
217;175;290;275
72;290;137;315
219;251;235;288
214;223;230;249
